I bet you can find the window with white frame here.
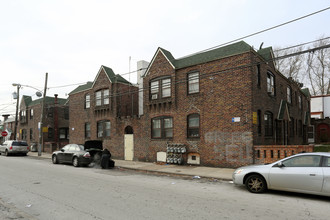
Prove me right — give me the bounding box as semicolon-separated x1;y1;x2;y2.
162;78;171;98
188;72;199;94
103;89;110;105
267;72;275;95
95;89;110;106
85;94;90;108
85;123;90;138
151;116;173;139
150;77;171;100
95;91;102;106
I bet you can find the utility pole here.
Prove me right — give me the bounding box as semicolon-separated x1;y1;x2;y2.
38;72;48;156
12;84;21;140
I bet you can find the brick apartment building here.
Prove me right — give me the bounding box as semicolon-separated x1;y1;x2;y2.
1;115;15;142
68;65;139;159
18;95;69;152
69;41;312;168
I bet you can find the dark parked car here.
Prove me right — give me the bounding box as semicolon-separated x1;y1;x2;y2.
52;141;103;167
0;140;30;156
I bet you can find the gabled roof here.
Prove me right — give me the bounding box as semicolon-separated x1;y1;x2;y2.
27;96;67;107
22;95;32;106
144;41;252;77
69;65;131;95
94;65;131;86
301;88;311;98
69;81;93;95
257;47;276;67
277;100;290;120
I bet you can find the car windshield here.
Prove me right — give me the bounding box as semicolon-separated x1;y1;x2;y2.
13;141;28;146
77;145;85;151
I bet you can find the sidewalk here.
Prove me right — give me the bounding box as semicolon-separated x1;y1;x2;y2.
28;152;234;181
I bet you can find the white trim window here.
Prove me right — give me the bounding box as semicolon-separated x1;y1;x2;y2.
267;72;275;95
85;94;90;108
188;72;199;94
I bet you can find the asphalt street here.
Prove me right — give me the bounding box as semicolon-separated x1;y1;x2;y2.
1;155;330;220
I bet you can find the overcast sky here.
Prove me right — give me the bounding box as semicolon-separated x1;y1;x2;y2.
1;0;330;118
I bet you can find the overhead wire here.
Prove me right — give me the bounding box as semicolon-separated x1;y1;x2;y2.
2;7;330;112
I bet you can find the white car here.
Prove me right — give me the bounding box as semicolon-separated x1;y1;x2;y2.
233;152;330;196
0;140;30;156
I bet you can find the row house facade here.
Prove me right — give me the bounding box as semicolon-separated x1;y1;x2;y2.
18;95;69;152
69;41;312;168
68;65;139;159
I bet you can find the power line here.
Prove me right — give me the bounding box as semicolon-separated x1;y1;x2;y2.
274;36;330;52
65;43;330;102
178;6;330;59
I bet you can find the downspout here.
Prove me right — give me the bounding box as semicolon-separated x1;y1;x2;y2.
54;94;59;150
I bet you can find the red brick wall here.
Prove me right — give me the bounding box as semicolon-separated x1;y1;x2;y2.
138;51;255;167
254;145;314;164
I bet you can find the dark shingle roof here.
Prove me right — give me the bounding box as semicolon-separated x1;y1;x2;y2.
174;41;252;69
22;95;32;106
278;100;289;120
23;96;67;107
69;81;93;95
102;65;131;84
257;47;273;61
301;88;311;97
69;66;131;95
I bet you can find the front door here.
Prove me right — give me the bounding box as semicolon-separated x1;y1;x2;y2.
124;134;134;161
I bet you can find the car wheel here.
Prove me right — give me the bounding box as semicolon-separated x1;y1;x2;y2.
4;150;9;156
73;157;79;167
52;155;59;164
245;174;267;193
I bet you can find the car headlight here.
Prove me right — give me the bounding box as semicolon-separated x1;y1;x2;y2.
234;168;244;174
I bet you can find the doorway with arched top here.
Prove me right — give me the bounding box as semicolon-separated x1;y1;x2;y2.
124;126;134;161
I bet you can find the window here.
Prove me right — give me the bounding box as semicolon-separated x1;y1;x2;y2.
162;78;171;98
267;72;275;96
48;127;53;139
287;86;292;104
20;110;27;123
264;111;273;136
97;120;111;138
188;72;199;94
298;95;302;109
187;114;200;138
151;117;173;139
96;91;102;106
257;110;262;135
150;80;159;100
282;155;321;167
59;128;69;139
323;157;330;167
85;123;91;138
47;107;54;118
22;129;27;140
30;109;33;119
103;89;109;105
85;94;90;108
150;77;171;100
30;128;33;140
95;89;110;106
